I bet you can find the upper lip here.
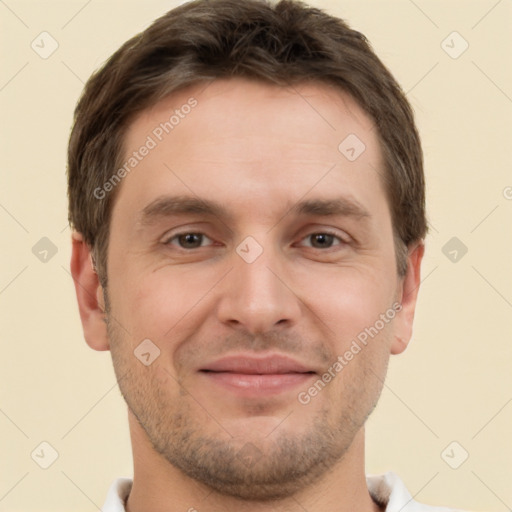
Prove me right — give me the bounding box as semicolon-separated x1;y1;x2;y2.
199;354;315;374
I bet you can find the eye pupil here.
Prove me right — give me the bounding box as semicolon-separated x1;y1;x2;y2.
311;233;334;248
178;233;202;248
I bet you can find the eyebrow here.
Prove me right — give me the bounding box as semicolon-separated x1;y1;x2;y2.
138;195;231;226
291;198;371;220
137;194;371;227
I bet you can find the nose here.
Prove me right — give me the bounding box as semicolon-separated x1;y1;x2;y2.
216;244;302;334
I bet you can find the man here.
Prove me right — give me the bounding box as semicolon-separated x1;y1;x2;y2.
67;0;461;510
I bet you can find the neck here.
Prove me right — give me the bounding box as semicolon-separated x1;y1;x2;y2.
125;410;382;512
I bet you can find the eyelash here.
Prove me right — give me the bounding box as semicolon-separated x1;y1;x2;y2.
163;230;349;250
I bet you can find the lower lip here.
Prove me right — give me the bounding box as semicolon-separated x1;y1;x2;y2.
200;372;315;396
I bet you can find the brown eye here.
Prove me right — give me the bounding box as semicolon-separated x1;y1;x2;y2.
178;233;203;248
296;232;346;250
166;233;211;249
309;233;335;248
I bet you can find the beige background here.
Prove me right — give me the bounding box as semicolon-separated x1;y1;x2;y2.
1;0;511;511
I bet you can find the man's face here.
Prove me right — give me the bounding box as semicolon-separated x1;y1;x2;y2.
104;78;409;499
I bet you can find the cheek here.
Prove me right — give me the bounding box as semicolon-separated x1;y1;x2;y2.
303;268;395;341
112;265;220;342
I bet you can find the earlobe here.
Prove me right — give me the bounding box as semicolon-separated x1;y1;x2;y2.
70;232;110;351
391;241;425;355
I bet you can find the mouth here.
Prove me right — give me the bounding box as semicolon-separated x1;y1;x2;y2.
198;354;317;396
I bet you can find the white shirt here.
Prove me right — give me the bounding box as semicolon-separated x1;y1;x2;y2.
102;472;462;511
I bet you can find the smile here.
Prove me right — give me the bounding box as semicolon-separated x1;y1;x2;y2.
199;354;317;396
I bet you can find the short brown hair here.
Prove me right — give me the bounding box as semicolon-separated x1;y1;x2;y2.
67;0;427;284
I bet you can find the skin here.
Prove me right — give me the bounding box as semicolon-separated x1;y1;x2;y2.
71;78;424;512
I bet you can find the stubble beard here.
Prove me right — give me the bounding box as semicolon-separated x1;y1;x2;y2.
106;311;387;501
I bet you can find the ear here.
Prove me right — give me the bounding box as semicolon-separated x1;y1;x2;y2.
391;241;425;355
70;232;110;351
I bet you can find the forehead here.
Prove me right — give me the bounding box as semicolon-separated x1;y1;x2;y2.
125;77;376;157
115;77;387;224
